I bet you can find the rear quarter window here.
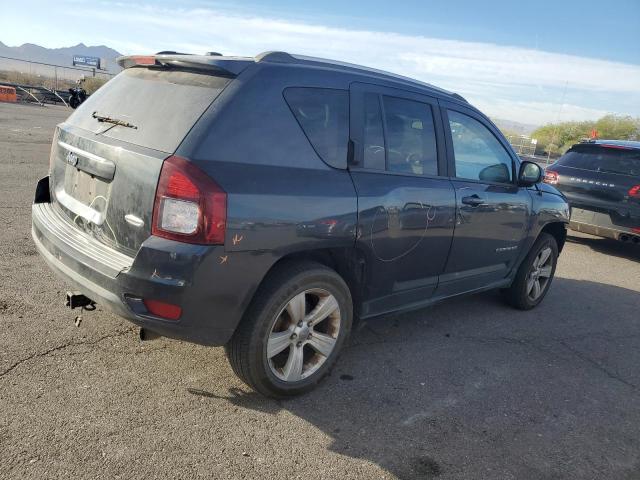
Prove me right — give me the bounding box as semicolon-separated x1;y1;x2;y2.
558;147;640;177
283;87;349;169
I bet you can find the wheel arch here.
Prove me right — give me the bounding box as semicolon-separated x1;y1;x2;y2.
251;247;365;320
540;221;568;252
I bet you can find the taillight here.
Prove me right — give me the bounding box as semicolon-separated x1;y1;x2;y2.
628;185;640;198
118;55;159;69
130;55;156;65
152;156;226;244
543;170;559;185
127;55;157;67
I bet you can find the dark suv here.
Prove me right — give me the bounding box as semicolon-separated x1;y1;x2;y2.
32;51;569;397
544;140;640;243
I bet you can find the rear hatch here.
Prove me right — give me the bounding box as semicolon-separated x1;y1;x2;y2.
546;143;640;228
49;65;232;256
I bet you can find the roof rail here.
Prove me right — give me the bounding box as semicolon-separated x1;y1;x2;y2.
255;51;297;63
451;93;468;103
269;52;456;97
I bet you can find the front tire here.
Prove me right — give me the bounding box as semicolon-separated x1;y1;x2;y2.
225;261;353;398
502;233;558;310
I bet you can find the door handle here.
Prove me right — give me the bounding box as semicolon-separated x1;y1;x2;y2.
461;194;485;206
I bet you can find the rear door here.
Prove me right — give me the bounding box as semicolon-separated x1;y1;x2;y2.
348;83;456;317
549;144;640;230
49;67;230;256
437;104;531;296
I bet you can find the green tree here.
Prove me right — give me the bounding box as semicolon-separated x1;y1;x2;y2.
594;115;639;140
532;114;640;156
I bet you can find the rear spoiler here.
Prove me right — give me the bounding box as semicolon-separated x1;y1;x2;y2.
116;54;254;76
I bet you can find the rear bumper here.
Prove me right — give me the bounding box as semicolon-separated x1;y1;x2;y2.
569;207;640;240
32;199;271;346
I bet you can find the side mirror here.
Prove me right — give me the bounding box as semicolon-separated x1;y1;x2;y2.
518;161;543;187
479;163;510;183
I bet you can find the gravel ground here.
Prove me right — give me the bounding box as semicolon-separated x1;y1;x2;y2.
1;102;639;480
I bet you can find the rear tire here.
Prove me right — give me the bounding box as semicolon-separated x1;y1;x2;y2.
502;233;558;310
225;261;353;398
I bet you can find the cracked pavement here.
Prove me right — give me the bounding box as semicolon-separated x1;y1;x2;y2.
1;102;639;479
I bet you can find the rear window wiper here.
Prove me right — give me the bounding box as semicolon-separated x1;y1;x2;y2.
92;111;138;130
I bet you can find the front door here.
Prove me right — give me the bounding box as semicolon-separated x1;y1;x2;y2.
348;83;456;317
437;104;531;296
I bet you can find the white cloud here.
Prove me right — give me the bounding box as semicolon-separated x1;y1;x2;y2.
60;2;640;124
472;99;612;126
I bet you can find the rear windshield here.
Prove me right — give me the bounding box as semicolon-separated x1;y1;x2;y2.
557;146;640;177
67;68;230;152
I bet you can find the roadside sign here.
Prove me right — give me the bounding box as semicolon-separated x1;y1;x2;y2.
72;55;102;69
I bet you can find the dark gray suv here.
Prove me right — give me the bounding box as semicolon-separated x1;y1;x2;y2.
32;51;569;397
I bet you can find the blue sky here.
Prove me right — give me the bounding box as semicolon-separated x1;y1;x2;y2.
183;0;640;64
1;0;639;125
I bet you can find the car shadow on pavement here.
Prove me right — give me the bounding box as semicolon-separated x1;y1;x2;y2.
188;278;640;480
566;233;640;262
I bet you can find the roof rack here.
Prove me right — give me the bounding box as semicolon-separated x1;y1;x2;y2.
255;50;461;99
451;93;467;103
119;49;467;102
255;51;296;63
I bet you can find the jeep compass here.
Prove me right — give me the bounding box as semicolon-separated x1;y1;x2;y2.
32;51;570;397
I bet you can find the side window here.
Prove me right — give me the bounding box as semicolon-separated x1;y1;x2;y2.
283;88;349;168
382;96;438;176
363;92;385;170
448;110;513;183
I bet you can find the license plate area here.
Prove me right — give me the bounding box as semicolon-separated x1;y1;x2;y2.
63;166;111;213
570;208;595;224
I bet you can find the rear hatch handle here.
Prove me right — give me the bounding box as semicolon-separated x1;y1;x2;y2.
58;140;116;181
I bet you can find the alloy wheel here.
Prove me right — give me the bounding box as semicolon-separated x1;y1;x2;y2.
526;246;554;301
266;288;341;382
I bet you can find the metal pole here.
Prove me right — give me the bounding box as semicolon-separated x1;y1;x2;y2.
42;86;68;107
16;86;44;106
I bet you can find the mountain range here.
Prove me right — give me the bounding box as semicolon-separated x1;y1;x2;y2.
492;118;538;136
0;41;542;130
0;41;123;74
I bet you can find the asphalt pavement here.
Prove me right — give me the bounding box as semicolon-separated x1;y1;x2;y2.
1;102;639;480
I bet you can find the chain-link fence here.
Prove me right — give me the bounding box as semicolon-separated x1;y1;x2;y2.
0;55;115;93
505;134;538;156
